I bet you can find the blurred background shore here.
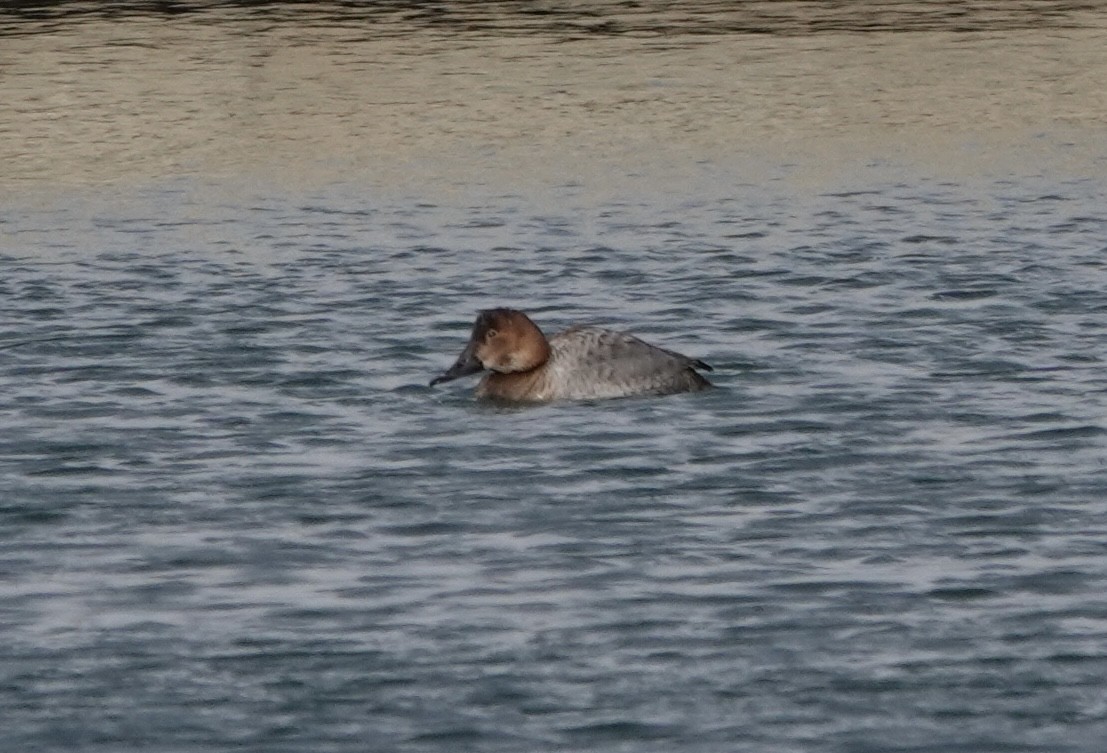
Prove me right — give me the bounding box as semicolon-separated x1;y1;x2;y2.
3;1;1105;196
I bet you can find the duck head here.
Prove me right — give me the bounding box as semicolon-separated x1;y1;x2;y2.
430;308;551;386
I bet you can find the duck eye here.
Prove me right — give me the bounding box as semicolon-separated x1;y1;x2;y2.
485;328;499;340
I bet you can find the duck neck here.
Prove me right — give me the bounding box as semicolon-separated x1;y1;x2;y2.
479;366;548;401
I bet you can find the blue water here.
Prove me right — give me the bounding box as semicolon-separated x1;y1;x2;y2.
4;166;1106;752
4;2;1107;751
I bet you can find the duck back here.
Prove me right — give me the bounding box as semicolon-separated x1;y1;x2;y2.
537;326;712;400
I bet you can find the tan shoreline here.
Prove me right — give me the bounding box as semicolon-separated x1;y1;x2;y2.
2;8;1105;191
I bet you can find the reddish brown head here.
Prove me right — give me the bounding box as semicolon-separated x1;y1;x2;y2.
430;308;551;386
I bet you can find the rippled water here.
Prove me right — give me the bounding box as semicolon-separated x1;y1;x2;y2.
4;3;1107;752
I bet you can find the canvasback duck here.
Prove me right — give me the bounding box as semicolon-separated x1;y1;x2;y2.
430;308;713;401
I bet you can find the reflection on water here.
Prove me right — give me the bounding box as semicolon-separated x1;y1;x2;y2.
3;4;1107;753
1;0;1103;34
1;1;1105;191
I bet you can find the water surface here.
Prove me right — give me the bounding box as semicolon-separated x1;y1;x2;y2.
3;3;1107;752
